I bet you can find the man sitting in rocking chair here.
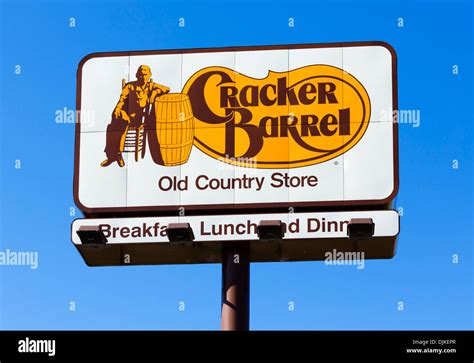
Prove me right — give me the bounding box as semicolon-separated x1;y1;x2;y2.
100;65;170;167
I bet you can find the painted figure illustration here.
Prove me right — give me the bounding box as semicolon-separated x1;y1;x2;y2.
101;65;170;167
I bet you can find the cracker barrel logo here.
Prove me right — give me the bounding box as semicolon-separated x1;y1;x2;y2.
100;64;370;169
183;65;370;168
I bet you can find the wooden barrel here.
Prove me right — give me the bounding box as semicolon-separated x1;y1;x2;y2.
153;93;194;166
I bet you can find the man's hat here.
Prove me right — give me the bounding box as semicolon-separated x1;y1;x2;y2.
136;65;151;76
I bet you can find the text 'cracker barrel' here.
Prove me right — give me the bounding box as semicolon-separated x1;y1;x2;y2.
153;93;195;166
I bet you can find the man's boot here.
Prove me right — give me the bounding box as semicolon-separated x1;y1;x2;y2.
100;158;115;167
117;154;125;167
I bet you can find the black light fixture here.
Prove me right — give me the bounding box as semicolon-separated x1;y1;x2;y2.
166;223;195;242
257;220;286;240
76;226;108;245
347;218;375;239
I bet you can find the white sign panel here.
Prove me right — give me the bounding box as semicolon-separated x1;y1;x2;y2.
72;210;399;245
74;42;398;213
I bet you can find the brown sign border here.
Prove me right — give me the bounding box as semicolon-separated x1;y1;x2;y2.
74;41;398;215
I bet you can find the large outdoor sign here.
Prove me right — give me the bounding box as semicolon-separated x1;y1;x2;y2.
72;210;400;266
74;42;398;214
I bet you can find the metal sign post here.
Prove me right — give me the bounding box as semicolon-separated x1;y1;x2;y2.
221;244;250;331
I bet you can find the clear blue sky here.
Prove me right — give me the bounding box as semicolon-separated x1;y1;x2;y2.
0;0;472;330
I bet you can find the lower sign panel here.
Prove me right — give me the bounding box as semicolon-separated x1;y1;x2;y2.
72;210;399;266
